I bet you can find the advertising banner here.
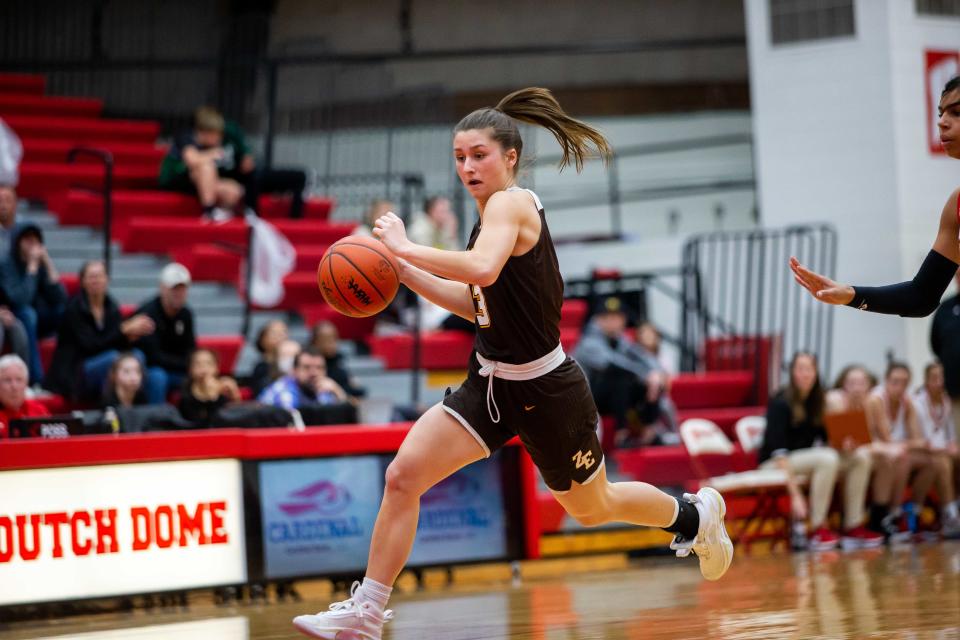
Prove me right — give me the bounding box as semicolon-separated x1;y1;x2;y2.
260;456;383;579
408;455;507;566
0;460;246;606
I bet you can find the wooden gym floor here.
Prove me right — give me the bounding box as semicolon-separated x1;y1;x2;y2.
4;542;960;639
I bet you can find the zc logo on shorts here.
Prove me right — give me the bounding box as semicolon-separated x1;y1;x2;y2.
572;449;596;471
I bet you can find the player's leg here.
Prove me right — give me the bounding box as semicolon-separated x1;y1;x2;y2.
550;458;733;581
293;403;486;639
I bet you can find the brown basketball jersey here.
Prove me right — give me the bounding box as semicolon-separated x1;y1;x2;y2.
467;188;563;364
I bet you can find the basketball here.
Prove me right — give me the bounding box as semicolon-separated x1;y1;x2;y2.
317;235;401;317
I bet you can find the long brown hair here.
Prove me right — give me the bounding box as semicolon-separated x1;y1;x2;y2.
785;351;825;427
455;87;613;173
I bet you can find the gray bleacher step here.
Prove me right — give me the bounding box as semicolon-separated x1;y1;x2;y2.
41;227;103;244
58;255;168;274
196;317;244;336
47;244;123;260
17;211;60;229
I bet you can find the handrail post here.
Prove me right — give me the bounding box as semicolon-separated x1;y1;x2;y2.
66;147;114;277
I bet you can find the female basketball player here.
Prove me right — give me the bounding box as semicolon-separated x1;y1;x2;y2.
293;88;733;640
791;76;960;313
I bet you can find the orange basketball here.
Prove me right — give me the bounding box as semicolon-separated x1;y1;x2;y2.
317;235;400;318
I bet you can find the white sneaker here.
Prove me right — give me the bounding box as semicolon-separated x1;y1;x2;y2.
669;487;734;581
292;581;394;640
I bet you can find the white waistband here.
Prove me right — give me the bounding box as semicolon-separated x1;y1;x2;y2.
475;344;566;423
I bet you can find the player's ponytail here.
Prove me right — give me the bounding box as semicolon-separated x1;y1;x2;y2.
455;87;612;174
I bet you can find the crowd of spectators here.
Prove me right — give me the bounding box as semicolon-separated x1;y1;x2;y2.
760;352;960;551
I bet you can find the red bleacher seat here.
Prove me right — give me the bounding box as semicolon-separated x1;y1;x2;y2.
0;94;102;118
369;331;475;370
299;303;377;341
17;163;159;201
197;335;244;374
559;326;581;352
258;195;334;220
560;298;587;328
0;73;45;95
5;115;159;143
119;217;352;254
23;140;166;168
669;371;755;409
61;273;79;297
675;406;765;438
171;244;242;284
48;189;335;230
613;444;756;488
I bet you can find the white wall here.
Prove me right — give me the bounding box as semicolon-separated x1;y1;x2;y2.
745;0;960;378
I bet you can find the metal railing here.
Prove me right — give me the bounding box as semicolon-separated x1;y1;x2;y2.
65;146;114;276
681;225;838;388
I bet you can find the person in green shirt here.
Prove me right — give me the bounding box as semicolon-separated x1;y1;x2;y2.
159;106;306;220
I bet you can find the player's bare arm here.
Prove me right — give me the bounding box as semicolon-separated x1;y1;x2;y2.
791;188;960;316
398;259;475;321
374;191;522;287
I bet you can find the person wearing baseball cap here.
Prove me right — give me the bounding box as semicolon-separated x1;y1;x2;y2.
131;263;197;403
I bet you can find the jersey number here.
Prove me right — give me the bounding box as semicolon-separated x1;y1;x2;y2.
472;284;491;328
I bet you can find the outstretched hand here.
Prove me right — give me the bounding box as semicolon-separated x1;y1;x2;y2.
789;257;855;306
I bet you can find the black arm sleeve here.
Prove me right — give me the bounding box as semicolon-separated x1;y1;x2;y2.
846;249;958;318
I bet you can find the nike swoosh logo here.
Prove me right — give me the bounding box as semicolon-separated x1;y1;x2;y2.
524;405;535;411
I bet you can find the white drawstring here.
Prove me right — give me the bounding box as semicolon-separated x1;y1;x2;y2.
475;344;566;424
478;360;502;424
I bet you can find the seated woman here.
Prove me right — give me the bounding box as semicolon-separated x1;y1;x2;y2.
102;352;148;409
43;260;156;402
911;361;960;537
826;364;903;534
759;352;882;551
179;348;241;428
250;320;289;396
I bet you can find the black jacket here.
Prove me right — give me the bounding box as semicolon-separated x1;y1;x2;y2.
0;226;67;313
132;296;196;373
44;291;131;399
931;294;960;396
758;390;828;464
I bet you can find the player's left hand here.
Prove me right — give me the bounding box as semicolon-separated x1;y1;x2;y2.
789;256;855;305
373;212;412;256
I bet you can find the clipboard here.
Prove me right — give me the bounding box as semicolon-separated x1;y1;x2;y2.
823;410;872;449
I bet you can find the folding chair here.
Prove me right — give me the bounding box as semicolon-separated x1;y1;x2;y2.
680;417;794;551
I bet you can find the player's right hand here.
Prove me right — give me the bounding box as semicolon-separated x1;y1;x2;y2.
789;256;855;305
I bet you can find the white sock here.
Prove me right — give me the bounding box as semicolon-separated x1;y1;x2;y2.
358;577;392;610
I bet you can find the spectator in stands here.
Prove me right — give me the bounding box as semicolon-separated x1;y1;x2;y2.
131;263;196;404
179;348;242;428
258;347;347;411
931;272;960;433
159;106;245;222
637;321;675;375
0;185;21;253
0;224;67;383
826;364;898;535
102;352;148;409
308;320;366;400
871;361;935;540
159;106;307;221
44;260;155;401
407;196;459;250
0;301;29;372
575;296;670;446
912;361;960;536
353;199;395;237
759;352;881;551
0;354;49;438
250;319;290;395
